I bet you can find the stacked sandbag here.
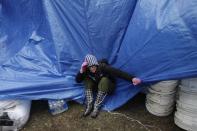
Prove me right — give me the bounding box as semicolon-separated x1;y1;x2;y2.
175;78;197;131
146;80;178;116
0;100;31;131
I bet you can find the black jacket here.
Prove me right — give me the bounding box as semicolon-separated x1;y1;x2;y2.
75;61;134;84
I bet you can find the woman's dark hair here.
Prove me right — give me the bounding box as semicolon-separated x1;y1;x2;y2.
98;59;109;65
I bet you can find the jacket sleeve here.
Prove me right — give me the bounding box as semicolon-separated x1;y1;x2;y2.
75;72;86;83
102;65;134;81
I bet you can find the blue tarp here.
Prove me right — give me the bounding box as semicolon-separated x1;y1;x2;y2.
0;0;196;110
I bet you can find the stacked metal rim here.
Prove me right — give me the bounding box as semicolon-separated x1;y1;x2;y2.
175;78;197;131
146;80;178;116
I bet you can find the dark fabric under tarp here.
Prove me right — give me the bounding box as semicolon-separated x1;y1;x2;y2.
0;0;196;110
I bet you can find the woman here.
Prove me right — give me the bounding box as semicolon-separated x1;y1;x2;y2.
76;54;141;118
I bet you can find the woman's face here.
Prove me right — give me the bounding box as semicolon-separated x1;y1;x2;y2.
89;66;97;73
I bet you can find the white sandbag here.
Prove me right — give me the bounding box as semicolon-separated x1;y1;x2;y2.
146;99;174;112
179;84;197;94
181;78;197;92
175;115;197;131
178;86;197;107
175;78;197;131
0;100;31;131
0;100;20;110
176;100;197;113
174;114;192;131
146;99;174;116
175;107;197;131
147;92;175;105
146;102;174;117
192;119;197;131
176;106;197;119
146;81;177;117
148;87;176;95
150;80;178;93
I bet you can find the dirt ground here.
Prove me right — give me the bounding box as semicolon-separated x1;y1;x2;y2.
21;94;184;131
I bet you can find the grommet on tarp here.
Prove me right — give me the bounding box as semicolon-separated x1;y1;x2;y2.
29;31;44;43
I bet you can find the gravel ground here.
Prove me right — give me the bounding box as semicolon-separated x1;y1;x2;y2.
21;94;184;131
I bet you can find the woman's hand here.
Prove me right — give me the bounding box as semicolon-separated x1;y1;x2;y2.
80;61;88;73
132;77;142;85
